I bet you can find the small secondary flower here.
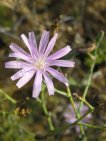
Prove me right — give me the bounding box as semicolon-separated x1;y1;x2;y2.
5;31;75;98
64;103;92;132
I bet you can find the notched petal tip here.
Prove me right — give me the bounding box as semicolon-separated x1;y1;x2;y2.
4;62;10;68
67;45;72;51
29;31;34;34
9;54;13;57
16;83;21;88
32;91;40;98
69;61;75;67
54;33;58;37
43;30;49;33
9;43;14;48
11;76;15;81
49;93;54;96
20;33;25;37
9;54;11;57
52;32;58;39
4;63;7;68
65;82;69;87
71;61;75;67
32;94;36;98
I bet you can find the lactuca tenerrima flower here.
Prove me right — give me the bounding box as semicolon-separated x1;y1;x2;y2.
64;103;92;132
5;31;75;98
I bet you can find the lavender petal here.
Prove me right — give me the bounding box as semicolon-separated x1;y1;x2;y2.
44;33;58;56
43;72;54;95
49;60;75;67
9;43;30;56
16;70;35;88
5;61;31;69
11;67;35;81
21;34;32;54
29;32;38;57
46;67;68;86
39;31;49;54
48;45;71;60
32;71;42;98
9;53;32;63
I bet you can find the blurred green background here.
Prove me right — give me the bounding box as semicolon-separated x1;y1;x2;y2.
0;0;106;141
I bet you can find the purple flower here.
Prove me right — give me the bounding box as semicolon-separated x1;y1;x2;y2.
5;31;75;98
64;103;92;132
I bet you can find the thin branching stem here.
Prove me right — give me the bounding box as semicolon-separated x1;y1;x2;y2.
78;122;106;130
55;88;67;96
41;85;54;131
78;31;104;112
45;110;91;137
0;88;16;104
66;86;86;139
74;93;94;111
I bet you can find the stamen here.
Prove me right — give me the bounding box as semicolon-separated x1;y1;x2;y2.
34;56;46;70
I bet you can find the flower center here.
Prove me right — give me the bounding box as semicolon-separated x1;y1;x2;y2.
34;56;46;70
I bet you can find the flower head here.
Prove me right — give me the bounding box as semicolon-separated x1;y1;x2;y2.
5;31;75;98
64;103;92;132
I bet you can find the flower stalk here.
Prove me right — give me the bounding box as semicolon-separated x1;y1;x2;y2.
66;86;86;139
0;88;16;104
79;31;104;112
66;86;78;117
73;93;94;112
41;85;54;131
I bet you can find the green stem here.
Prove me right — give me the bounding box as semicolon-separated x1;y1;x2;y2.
78;122;106;130
66;86;78;116
37;109;105;140
55;88;67;96
79;31;104;112
18;125;35;137
66;86;86;139
41;86;54;131
46;110;91;136
66;110;91;131
81;98;94;111
74;93;94;111
0;88;16;104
